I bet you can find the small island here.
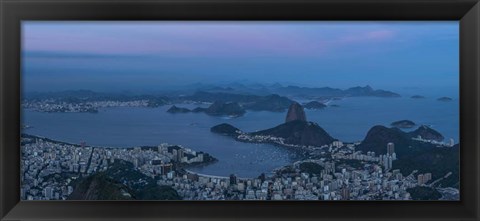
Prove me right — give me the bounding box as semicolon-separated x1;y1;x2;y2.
437;97;453;102
167;105;191;113
166;101;246;117
411;95;425;99
391;120;416;129
210;123;242;137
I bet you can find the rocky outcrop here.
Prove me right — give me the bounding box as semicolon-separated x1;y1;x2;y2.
285;102;307;123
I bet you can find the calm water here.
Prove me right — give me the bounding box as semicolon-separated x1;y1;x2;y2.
22;96;459;178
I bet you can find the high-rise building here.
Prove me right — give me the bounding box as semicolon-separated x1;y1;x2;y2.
333;141;343;148
325;162;335;174
44;187;53;199
160;163;173;175
423;173;432;184
176;149;184;162
417;174;424;185
341;185;350;200
387;142;395;156
387;156;393;170
381;154;391;170
133;158;138;168
230;174;238;185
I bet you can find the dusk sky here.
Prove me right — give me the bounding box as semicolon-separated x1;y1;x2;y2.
22;21;459;94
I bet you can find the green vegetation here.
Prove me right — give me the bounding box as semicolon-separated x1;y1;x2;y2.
69;159;182;200
392;146;459;187
299;162;324;175
358;126;459;188
137;185;181;200
335;159;364;170
277;165;297;176
68;172;133;200
407;186;442;200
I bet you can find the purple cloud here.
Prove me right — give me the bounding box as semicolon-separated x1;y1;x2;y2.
22;22;445;58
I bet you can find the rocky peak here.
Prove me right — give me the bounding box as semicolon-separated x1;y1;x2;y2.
285;102;307;123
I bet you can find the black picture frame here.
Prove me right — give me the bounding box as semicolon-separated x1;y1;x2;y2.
1;0;479;220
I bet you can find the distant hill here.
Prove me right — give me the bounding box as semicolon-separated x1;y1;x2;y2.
437;97;453;102
303;101;327;110
272;85;400;98
411;95;425;99
243;94;293;112
167;105;191;113
274;86;344;98
204;101;245;117
186;91;294;112
166;101;245;117
187;91;259;103
344;85;400;97
183;83;400;99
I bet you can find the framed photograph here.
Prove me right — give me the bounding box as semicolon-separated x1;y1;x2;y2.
1;0;479;220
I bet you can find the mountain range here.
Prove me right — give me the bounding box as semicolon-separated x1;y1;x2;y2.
185;83;401;99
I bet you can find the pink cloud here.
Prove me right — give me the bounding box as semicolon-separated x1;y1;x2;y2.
337;30;395;44
366;30;395;40
22;22;396;58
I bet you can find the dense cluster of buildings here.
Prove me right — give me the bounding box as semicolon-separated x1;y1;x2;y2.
160;141;423;200
22;99;151;113
21;132;444;201
20;136;209;200
412;135;455;147
163;159;419;200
